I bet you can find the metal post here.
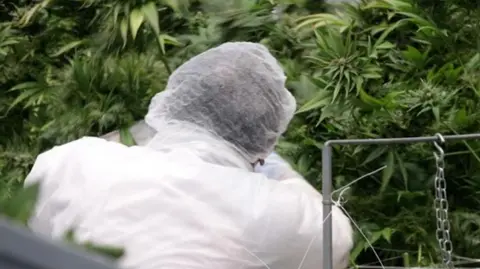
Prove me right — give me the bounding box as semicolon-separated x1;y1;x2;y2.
322;143;333;269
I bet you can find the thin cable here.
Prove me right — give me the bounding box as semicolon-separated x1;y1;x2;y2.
329;166;389;269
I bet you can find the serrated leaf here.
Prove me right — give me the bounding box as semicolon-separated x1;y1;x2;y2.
18;5;42;27
296;89;331;114
376;41;395;50
453;108;468;126
162;0;181;13
7;81;40;92
84;243;125;259
129;9;144;40
297;154;312;175
432;106;440;122
141;2;160;35
7;82;44;112
358;87;384;108
50;40;85;57
381;227;394;243
394;151;408;190
368;230;384;247
156;34;181;55
159;34;182;46
120;127;136;146
63;229;125;260
380;151;395;194
0;39;20;47
0;183;40;225
112;4;122;24
360;146;387;166
63;228;76;242
350;239;365;261
157;35;166;55
465;53;480;71
120;18;128;47
362;73;382;79
402;45;424;63
295;13;350;31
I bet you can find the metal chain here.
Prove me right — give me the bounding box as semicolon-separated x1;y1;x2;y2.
433;134;454;269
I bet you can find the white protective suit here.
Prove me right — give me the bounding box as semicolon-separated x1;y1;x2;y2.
24;42;354;269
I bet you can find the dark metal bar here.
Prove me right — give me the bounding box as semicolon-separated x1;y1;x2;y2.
349;265;480;269
322;145;333;269
321;133;480;269
0;218;118;269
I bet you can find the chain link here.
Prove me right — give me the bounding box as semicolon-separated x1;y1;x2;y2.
433;134;454;269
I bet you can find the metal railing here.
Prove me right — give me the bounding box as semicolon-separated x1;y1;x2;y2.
321;133;480;269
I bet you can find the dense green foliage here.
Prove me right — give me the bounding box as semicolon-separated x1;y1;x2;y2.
2;0;480;266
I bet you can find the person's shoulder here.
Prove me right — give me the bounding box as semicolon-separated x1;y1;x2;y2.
25;137;132;184
251;178;324;230
68;136;128;151
40;136;122;157
34;137;104;164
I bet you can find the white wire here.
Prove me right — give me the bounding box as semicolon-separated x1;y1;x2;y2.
330;166;388;269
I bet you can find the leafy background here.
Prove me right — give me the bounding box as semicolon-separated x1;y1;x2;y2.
1;0;480;267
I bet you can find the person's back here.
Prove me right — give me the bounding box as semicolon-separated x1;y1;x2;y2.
26;136;351;269
24;42;353;269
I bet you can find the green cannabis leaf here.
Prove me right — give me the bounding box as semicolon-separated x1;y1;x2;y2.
64;229;125;260
0;183;40;225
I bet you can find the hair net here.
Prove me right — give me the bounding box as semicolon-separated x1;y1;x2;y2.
145;42;296;163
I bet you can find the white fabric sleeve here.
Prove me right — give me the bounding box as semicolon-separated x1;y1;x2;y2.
262;179;354;269
255;153;354;269
255;151;325;200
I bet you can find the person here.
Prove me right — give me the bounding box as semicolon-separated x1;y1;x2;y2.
23;42;353;269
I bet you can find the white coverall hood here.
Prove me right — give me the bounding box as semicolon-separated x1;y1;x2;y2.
144;42;297;165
